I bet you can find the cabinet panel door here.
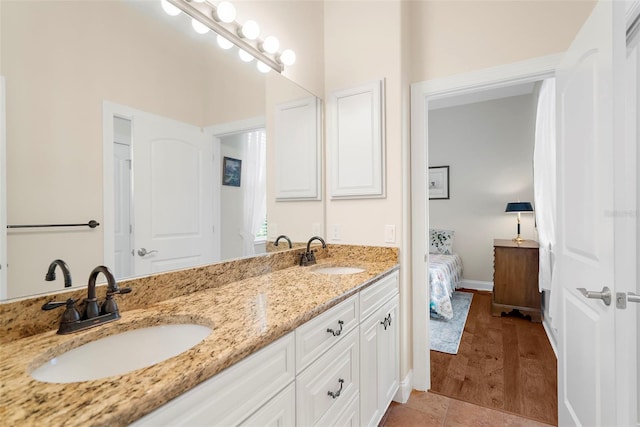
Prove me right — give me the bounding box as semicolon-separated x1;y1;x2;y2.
296;329;359;426
328;79;385;199
240;383;295;427
360;305;382;427
360;294;399;427
132;333;295;426
274;97;322;200
379;296;400;409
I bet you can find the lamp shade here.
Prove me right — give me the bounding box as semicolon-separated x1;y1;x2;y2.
505;202;533;213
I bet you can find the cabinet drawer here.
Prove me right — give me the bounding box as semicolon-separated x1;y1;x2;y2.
295;294;358;373
296;328;360;426
132;332;295;426
240;383;295;427
360;271;399;320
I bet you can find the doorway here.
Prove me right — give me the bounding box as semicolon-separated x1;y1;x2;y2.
218;128;267;260
410;54;559;392
425;82;557;424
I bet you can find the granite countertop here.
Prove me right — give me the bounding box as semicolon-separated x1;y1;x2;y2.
0;257;399;426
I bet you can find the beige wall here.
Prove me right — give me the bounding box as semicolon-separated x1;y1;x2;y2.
409;0;596;82
429;94;538;283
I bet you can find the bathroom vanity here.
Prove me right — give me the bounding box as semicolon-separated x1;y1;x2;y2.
0;245;399;426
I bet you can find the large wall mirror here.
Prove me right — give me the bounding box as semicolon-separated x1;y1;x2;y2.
1;0;324;300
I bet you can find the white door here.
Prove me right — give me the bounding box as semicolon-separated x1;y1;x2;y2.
626;10;640;425
555;1;626;425
132;111;214;276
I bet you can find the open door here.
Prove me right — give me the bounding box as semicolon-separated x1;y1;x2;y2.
555;1;626;425
132;111;214;276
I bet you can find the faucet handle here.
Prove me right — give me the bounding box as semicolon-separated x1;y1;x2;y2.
112;287;132;295
42;298;81;324
42;298;76;310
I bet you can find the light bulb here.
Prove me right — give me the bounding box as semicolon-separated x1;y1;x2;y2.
241;20;260;40
161;0;181;16
238;49;254;62
216;35;233;50
261;36;279;54
191;18;209;34
215;1;236;23
256;61;271;73
279;49;296;66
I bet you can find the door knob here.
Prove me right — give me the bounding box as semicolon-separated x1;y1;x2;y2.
577;286;611;306
137;248;158;257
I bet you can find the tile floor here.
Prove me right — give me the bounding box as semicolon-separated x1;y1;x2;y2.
380;391;555;427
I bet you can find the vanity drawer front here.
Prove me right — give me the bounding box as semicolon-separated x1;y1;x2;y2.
132;332;295;426
296;328;359;426
295;294;358;373
360;271;399;320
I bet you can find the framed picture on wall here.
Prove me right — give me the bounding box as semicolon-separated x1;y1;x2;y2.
223;157;242;187
428;166;449;200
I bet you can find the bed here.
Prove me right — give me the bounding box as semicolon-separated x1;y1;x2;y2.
429;228;463;320
429;253;463;319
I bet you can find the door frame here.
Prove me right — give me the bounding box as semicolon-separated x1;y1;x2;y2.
102;101;136;273
409;54;560;391
207;116;265;262
0;76;6;299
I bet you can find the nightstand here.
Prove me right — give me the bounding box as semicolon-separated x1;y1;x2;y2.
491;239;541;322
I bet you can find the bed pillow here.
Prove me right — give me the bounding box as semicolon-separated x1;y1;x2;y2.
429;229;455;255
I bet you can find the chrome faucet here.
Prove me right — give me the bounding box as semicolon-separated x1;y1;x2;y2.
274;235;292;249
45;259;72;288
300;236;326;266
42;265;131;334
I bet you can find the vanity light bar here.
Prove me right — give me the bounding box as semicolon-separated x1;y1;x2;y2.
165;0;284;73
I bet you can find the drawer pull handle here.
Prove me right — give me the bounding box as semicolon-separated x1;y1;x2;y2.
327;320;344;336
327;378;344;399
380;314;392;330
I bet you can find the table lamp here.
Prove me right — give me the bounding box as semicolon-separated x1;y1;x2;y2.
505;202;533;242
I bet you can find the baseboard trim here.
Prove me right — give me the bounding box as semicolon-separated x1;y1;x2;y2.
460;279;493;292
542;317;558;359
394;369;413;403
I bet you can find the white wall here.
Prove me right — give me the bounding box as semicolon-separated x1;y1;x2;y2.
428;94;538;283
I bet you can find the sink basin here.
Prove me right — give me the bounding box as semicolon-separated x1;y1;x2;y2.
311;266;365;275
31;324;212;383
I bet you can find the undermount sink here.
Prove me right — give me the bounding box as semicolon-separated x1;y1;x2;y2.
31;324;212;383
311;265;366;275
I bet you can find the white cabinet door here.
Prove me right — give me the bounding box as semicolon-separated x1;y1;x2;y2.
240;383;295;427
296;329;360;426
132;333;295;426
274;97;322;200
360;294;399;427
328;79;385;199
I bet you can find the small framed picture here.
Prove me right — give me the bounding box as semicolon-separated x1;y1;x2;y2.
222;157;241;187
428;166;449;200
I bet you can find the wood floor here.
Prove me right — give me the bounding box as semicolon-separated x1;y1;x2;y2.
429;290;558;425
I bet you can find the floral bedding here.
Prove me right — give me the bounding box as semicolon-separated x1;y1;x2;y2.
429;253;463;320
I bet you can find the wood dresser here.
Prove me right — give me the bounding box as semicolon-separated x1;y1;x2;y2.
491;239;541;322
